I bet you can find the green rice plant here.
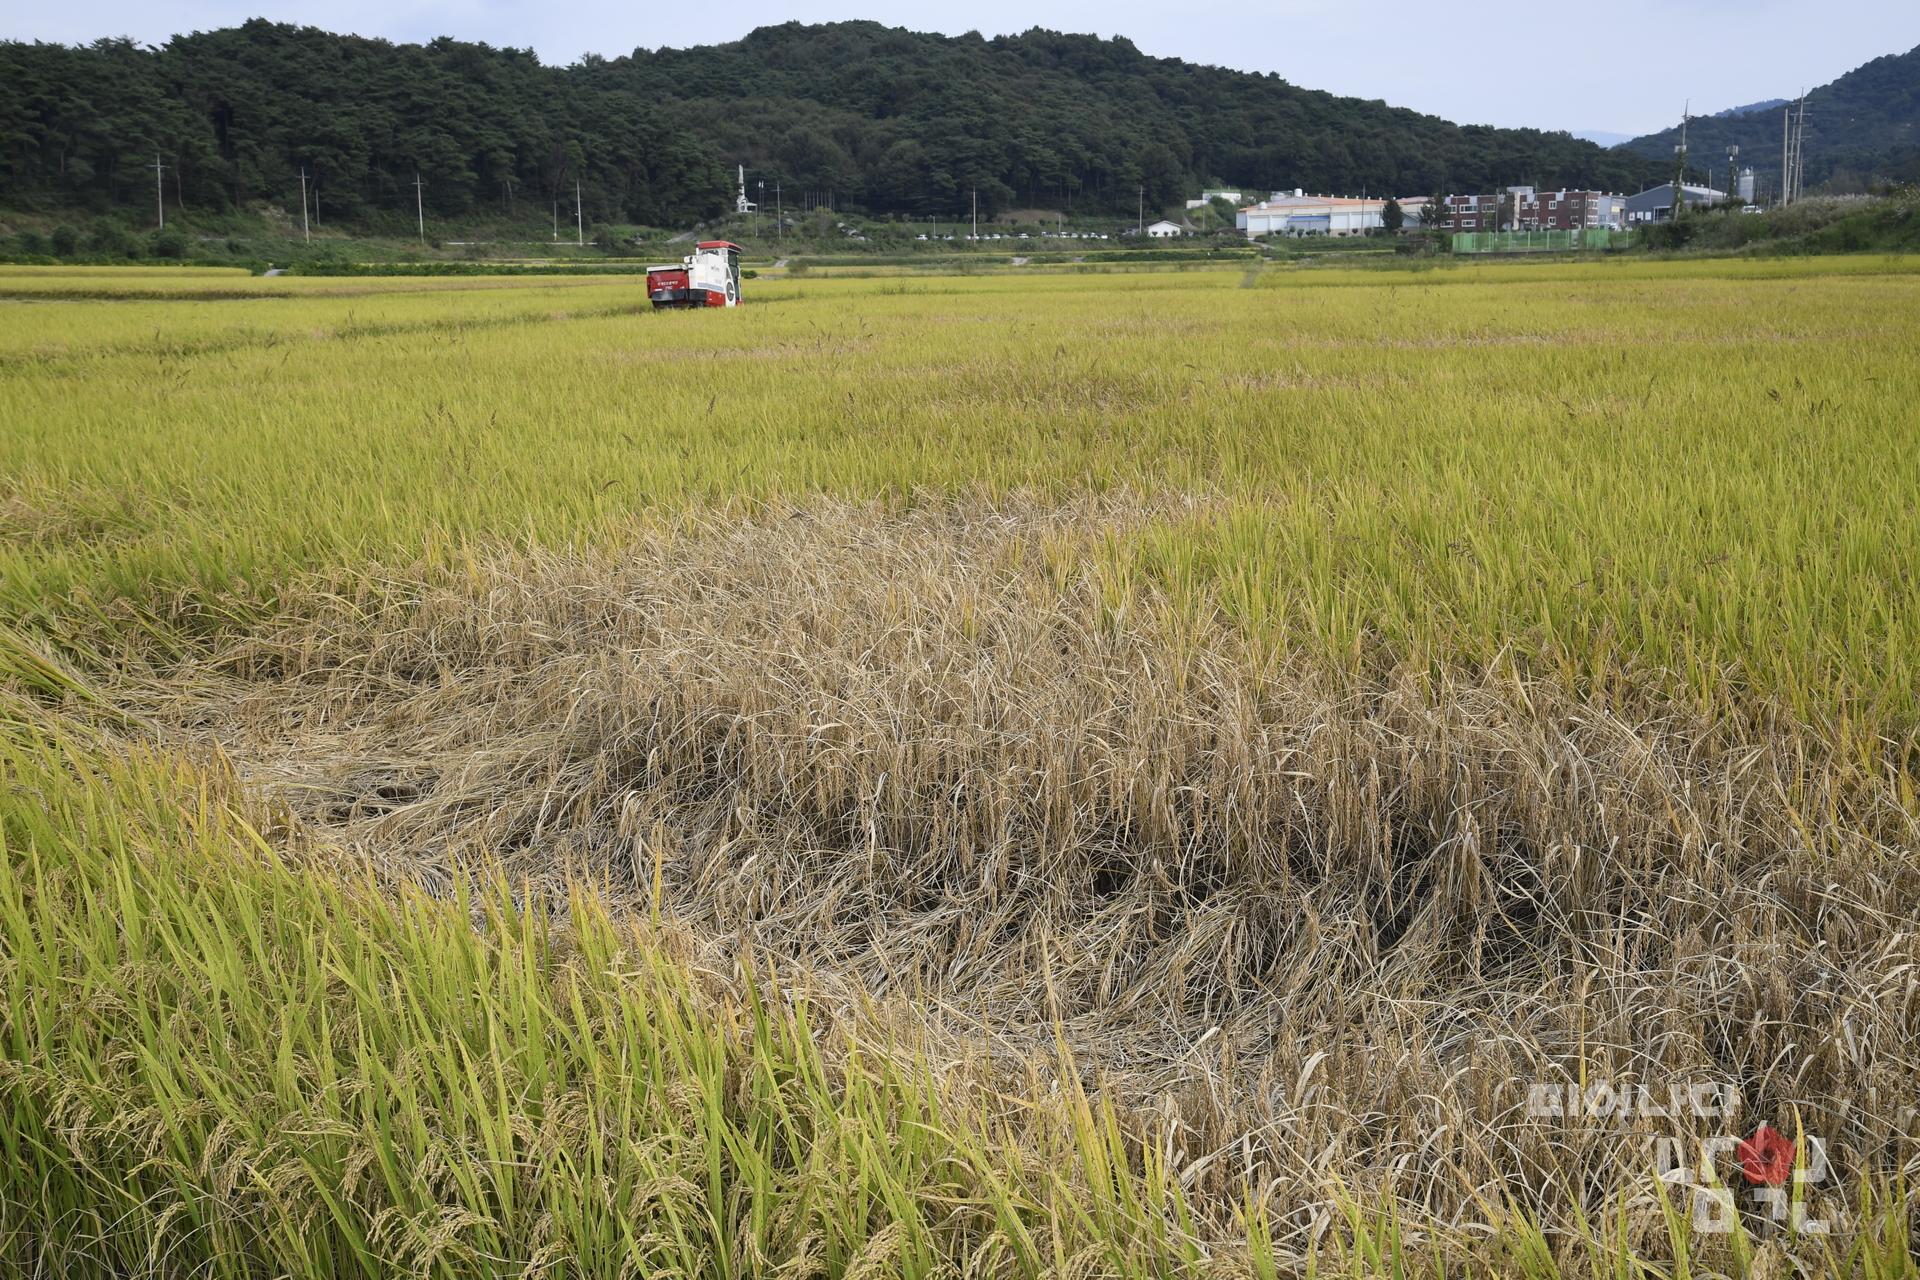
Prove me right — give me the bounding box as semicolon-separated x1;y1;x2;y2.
1;254;1917;1278
0;713;1240;1276
4;255;1916;736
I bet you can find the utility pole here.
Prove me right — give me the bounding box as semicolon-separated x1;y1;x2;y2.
1790;93;1808;204
1781;100;1797;205
1781;107;1792;206
149;154;166;229
1137;184;1144;237
775;180;782;241
412;171;425;245
575;180;584;247
971;186;977;241
1671;101;1690;220
1781;95;1805;205
552;196;558;242
298;167;310;243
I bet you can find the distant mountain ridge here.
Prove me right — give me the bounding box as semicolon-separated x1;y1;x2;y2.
1713;99;1789;119
1620;46;1920;192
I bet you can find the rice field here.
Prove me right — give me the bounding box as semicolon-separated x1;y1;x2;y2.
1;256;1917;1277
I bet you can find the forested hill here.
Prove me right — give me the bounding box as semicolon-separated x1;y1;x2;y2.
0;19;1664;227
1620;45;1920;192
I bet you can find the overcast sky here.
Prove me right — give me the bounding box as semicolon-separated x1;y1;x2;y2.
10;1;1916;137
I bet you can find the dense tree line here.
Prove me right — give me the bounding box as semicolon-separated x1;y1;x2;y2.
1621;44;1920;194
0;19;1670;227
0;24;728;226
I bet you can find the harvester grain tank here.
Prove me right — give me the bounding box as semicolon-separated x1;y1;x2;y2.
647;241;743;308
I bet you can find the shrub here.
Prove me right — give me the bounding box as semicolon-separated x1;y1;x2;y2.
87;221;141;259
1640;218;1695;250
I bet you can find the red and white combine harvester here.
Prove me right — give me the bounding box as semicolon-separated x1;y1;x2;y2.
647;241;743;309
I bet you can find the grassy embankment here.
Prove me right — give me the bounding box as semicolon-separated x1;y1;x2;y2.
1641;191;1920;256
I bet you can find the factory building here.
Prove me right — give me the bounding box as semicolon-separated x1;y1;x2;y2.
1624;182;1729;224
1438;187;1626;233
1237;191;1391;237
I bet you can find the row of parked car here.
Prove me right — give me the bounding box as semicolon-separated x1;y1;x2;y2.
914;231;1113;242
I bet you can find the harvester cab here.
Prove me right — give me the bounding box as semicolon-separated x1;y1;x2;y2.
647;241;742;309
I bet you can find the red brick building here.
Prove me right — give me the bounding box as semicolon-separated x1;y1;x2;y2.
1437;187;1626;233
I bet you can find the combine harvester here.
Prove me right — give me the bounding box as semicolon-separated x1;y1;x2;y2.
647;241;743;308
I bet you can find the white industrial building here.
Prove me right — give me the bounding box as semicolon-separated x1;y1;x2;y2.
1237;190;1401;237
1396;196;1433;226
1146;220;1184;238
1184;188;1245;209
